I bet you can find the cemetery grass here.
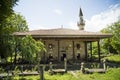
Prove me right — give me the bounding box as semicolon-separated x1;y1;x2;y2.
103;54;120;63
2;54;120;80
8;68;120;80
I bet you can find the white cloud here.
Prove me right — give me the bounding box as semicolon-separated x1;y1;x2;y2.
68;4;120;32
85;4;120;32
68;21;78;29
109;4;119;9
53;9;62;15
29;4;120;32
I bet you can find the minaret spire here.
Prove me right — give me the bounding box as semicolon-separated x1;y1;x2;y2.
77;8;85;30
79;8;83;16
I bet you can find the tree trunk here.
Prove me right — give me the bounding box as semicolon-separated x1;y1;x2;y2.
14;46;17;64
11;52;12;64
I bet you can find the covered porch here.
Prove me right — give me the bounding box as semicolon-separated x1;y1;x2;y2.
14;28;112;63
40;38;107;63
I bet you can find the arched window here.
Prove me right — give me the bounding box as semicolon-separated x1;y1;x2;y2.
76;44;80;49
48;44;53;49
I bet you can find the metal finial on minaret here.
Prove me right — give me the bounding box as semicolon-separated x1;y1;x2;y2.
77;8;85;30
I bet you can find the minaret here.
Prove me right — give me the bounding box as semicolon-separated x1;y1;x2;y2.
77;8;85;30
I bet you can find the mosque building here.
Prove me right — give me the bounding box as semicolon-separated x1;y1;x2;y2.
14;8;112;63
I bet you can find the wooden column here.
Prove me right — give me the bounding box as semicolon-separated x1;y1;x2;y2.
90;42;92;60
58;40;60;61
43;41;46;63
97;40;100;62
84;41;88;61
72;41;75;61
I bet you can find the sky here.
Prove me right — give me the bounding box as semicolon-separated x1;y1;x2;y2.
14;0;120;32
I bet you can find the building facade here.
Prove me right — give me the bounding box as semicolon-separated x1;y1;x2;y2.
14;8;112;62
42;36;86;62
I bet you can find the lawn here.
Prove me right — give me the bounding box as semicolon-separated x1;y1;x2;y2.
77;68;120;80
103;54;120;63
2;55;120;80
4;68;120;80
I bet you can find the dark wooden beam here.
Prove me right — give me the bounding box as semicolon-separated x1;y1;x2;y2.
72;41;75;61
37;38;100;41
97;40;100;62
43;41;46;64
90;42;92;60
58;40;60;61
84;41;88;61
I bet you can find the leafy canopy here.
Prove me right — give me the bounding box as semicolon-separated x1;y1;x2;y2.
0;0;19;22
101;20;120;54
0;13;28;59
18;35;46;62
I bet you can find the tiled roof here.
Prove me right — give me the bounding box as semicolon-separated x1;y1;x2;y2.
13;28;112;39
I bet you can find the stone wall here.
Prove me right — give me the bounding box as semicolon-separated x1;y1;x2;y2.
42;39;85;61
74;40;85;59
45;40;58;61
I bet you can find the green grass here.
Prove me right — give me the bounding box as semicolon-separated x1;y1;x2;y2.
11;73;77;80
45;73;77;80
3;68;120;80
2;55;120;80
77;68;120;80
12;75;39;80
103;55;120;63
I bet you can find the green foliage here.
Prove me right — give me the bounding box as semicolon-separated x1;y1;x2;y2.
88;42;98;55
0;12;45;64
91;42;98;55
103;55;120;63
0;67;4;73
91;41;110;56
0;0;19;60
0;13;28;59
101;20;120;54
0;0;18;22
2;13;29;33
18;35;46;62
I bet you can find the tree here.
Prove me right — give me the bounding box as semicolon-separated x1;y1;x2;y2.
101;20;120;54
0;13;28;60
0;12;45;64
17;35;46;63
0;0;19;43
0;0;18;22
0;0;19;61
0;0;18;60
